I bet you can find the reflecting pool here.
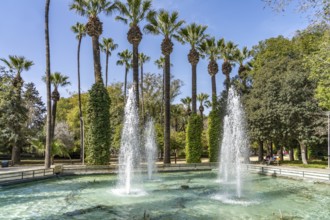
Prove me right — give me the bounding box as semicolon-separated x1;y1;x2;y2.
0;171;329;219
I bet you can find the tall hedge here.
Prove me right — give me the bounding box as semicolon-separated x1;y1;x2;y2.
85;82;111;165
208;109;221;162
185;114;203;163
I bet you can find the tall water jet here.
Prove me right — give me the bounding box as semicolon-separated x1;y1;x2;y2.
219;87;249;198
117;88;141;194
144;118;158;180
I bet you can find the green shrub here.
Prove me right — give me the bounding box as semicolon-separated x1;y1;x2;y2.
208;110;221;162
85;82;111;165
185;114;203;163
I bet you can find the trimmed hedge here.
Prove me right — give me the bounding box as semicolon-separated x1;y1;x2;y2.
208;109;221;162
185;114;203;163
85;82;111;165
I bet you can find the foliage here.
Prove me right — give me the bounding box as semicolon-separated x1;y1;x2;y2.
207;109;221;162
85;82;111;165
185;114;203;163
306;29;330;110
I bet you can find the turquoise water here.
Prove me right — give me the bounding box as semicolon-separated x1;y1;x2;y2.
0;171;329;219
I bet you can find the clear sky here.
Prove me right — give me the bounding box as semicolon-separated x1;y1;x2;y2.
0;0;310;109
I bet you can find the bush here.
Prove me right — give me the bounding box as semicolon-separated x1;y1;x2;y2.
185;114;203;163
85;82;111;165
208;110;221;162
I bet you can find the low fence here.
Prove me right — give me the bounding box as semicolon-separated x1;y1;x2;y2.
0;168;54;186
1;163;329;186
246;164;330;181
62;162;218;175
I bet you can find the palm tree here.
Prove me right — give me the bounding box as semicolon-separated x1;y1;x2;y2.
138;53;150;121
43;73;71;139
145;10;185;164
178;23;208;114
44;0;52;169
0;55;34;97
70;0;116;83
235;46;251;91
220;40;238;91
100;37;118;87
197;93;209;120
0;55;34;165
71;22;86;164
180;96;192;116
116;49;133;99
199;37;222;108
115;0;154;107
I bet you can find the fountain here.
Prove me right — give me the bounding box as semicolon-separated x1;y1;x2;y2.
144;118;158;180
218;86;249;198
115;88;142;195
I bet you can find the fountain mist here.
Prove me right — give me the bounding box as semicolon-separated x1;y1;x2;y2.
117;88;141;194
219;87;249;198
144;119;158;180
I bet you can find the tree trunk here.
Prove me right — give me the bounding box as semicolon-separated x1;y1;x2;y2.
105;51;109;87
192;64;197;114
299;141;308;165
124;67;128;100
140;63;144;123
160;67;165;124
211;74;217;108
51;100;57;139
132;43;139;108
164;54;171;164
289;146;294;161
267;141;273;156
258;140;264;162
44;0;52;169
77;36;84;164
225;74;230;92
280;146;284;161
92;35;102;83
11;144;21;165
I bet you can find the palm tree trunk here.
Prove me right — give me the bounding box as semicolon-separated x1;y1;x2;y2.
225;74;230;92
124;67;128;100
133;43;139;107
160;67;165;124
105;51;109;87
164;54;171;164
192;64;197;114
92;36;102;83
51;100;57;139
77;36;84;164
44;0;52;169
211;74;217;107
140;63;144;123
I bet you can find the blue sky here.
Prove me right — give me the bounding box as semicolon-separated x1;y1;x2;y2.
0;0;310;109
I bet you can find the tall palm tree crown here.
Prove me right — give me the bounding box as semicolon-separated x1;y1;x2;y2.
70;0;116;83
49;72;71;102
0;55;34;89
144;9;185;164
100;37;118;87
235;46;251;79
220;40;238;90
199;37;223;106
178;23;208;114
116;49;133;99
197;93;209;117
115;0;155;107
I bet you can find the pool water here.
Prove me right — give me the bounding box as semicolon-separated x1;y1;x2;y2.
0;171;329;219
